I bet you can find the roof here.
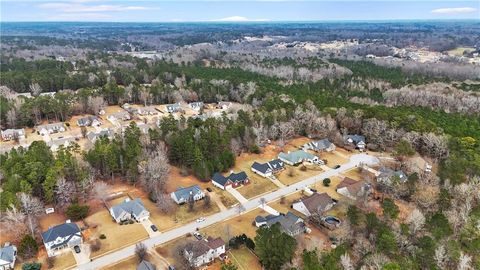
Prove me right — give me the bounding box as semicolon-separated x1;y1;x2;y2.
256;212;304;234
137;260;156;270
212;173;229;186
172;185;203;201
42;222;81;244
206;237;225;249
110;198;147;220
268;159;285;170
306;139;333;151
212;171;248;186
336;177;358;190
378;168;408;182
37;122;64;130
251;162;271;174
185;241;211;258
77;116;100;126
87;129;113;141
1;129;25;136
346;134;366;144
345;181;371;196
109;111;130;119
166;103;180;110
299;192;335;214
0;245;16;264
278;150;316;164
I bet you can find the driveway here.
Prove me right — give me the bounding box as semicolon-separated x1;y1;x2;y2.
141;219;161;237
72;243;91;265
227;188;248;204
77;153;378;270
267;176;286;188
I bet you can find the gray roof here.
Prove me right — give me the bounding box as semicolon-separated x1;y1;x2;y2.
378;168;408;182
256;212;304;235
1;129;25;136
212;171;248;186
137;260;156;270
0;245;16;264
41;223;81;244
346;134;366;144
110;198;147;220
87;129;113;142
278;150;316;164
172;185;203;201
77;116;100;126
306;139;333;151
251;159;285;174
37;122;65;130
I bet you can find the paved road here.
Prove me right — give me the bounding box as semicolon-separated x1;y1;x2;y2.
77;153;378;270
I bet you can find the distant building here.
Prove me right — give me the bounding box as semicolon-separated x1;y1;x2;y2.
109;198;150;223
48;137;76;151
345;134;366;151
166;103;181;113
1;129;25;141
0;243;17;269
37;123;66;136
42;221;82;257
107;111;131;122
217;102;231;110
184;237;226;267
77;116;102;127
254;212;306;236
377;168;408;185
212;171;249;190
278;150;322;166
251;159;285;178
292;193;336;217
137;260;156;270
336;178;372;200
303;139;336;152
189;102;204;111
137;106;159;116
87;129;114;143
170;185;205;205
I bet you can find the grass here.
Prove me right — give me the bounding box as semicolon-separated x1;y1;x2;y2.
310;176;346;201
229;247;262;270
267;192;303;214
236;173;278;199
276;164;323;186
85;210;149;258
340;168;364;180
48;251;77;270
322;151;350;168
201;208;267;240
216;190;239;208
100;256;138;270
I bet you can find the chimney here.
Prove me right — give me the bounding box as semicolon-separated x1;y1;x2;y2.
230;170;233;174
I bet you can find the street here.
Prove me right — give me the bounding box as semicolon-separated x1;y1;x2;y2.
77;153;378;270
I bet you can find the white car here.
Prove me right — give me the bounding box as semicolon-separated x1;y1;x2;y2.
196;217;206;223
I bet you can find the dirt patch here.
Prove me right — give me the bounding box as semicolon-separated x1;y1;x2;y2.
38;211;68;231
166;166;211;193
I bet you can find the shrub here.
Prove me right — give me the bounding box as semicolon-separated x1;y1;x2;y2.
300;165;307;171
22;262;42;270
99;234;106;239
46;257;55;269
18;235;38;259
250;144;261;154
66;203;90;221
90;240;101;252
323;178;331;187
129;220;134;224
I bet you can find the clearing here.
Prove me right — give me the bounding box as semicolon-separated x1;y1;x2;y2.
228;246;262;270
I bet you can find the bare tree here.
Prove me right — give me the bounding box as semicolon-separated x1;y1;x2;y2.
340;253;354;270
135;242;148;261
187;193;195;212
92;181;110;202
259;197;267;208
203;194;211;209
2;205;28;241
434;245;447;270
19;193;44;237
29;83;42;96
6;109;18;128
458;252;473;270
141;143;170;194
156;192;176;214
236;204;246;215
87;96;107;115
406;208;425;234
55;177;76;208
139;87;152;106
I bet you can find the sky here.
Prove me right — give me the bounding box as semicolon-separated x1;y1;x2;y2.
1;0;479;22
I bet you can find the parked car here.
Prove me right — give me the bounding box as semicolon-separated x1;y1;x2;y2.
196;217;205;223
206;187;212;192
193;232;203;240
74;245;81;253
168;266;176;270
333;165;341;169
151;224;158;232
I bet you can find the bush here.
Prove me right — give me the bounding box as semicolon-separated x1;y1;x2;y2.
228;234;255;250
99;234;106;239
250;144;261;154
90;240;101;252
129;220;134;224
148;191;158;203
323;178;331;187
22;262;42;270
18;235;38;259
66;203;89;221
46;257;55;269
300;165;307;171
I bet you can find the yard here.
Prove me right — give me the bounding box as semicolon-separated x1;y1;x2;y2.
101;256;138;270
228;247;262;270
322;150;350;168
215;190;239;208
276;164;323;186
267;192;304;214
48;251;77;270
85;210;149;258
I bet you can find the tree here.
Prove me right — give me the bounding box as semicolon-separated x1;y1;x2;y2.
55;177;76;208
393;139;416;158
92;181;110;202
406;208;425;234
427;212;453;239
140;143;170;194
65;203;89;221
18;235;39;259
347;205;360;227
340;253;354;270
221;262;238;270
3;205;28;241
236;204;246;215
156;192;176;214
381;198;399;220
259;197;266;208
255;223;297;270
19;193;43;237
135;242;148;261
323;178;331;187
22;262;42;270
203;194;211;209
187;193;195;212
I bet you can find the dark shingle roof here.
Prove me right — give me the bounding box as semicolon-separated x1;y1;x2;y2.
111;198;147;220
301;193;335;214
228;171;248;183
251;162;271;174
137;260;156;270
42;223;81;243
212;173;229;186
172;185;202;201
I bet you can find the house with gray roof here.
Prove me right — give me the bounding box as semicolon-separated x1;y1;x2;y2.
77;116;102;127
0;243;17;269
251;159;285;178
212;171;249;190
41;221;82;257
107;111;131;122
345;134;366;150
184;237;226;267
1;129;25;141
87;129;114;143
137;106;159;116
109;198;150;223
137;260;156;270
37;123;66;136
170;185;205;205
278;150;322;166
189;102;204;111
254;212;306;236
377;168;408;185
166;103;181;113
48;137;77;151
303;139;336;152
292;192;337;217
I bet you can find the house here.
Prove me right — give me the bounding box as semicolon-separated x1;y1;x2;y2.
254;212;306;236
37;123;66;136
166;103;181;113
303;139;336;152
109;198;150;223
137;106;159;116
292;192;337;217
336;178;372;200
377;168;408;185
0;243;17;269
217;102;231;110
39;92;56;97
170;185;205;205
251;159;285;178
48;137;76;151
184;237;226;267
137;260;156;270
87;129;114;143
189;102;204;111
77;116;102;127
1;129;25;141
107;111;131;122
41;221;82;257
136;123;151;134
278;150;322;166
211;171;249;190
345;134;366;150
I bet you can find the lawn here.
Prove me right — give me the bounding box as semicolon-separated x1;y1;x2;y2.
48;251;77;270
236;173;277;200
322;151;349;168
228;247;262;270
215;190;239;208
310;175;346;200
267;192;304;214
85;210;149;258
276;164;323;186
201;208;267;240
340;168;364;181
101;256;138;270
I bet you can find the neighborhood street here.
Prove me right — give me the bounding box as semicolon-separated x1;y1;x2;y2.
77;153;379;270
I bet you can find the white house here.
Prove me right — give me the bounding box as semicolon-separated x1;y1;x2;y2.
0;243;17;269
170;185;205;204
77;116;102;127
41;221;82;257
303;139;336;152
109;198;150;223
1;129;25;141
278;150;322;166
345;134;366;151
37;123;66;136
292;192;336;217
184;237;226;267
107;111;131;122
217;102;231;110
48;137;76;151
166;103;181;113
137;106;159;116
87;129;114;143
189;102;204;111
251;159;285;178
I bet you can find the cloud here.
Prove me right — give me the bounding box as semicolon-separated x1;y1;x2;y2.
38;2;148;13
211;16;270;22
46;12;112;20
431;7;477;14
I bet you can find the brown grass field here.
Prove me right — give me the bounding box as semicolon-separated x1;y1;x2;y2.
100;256;138;270
228;247;262;270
